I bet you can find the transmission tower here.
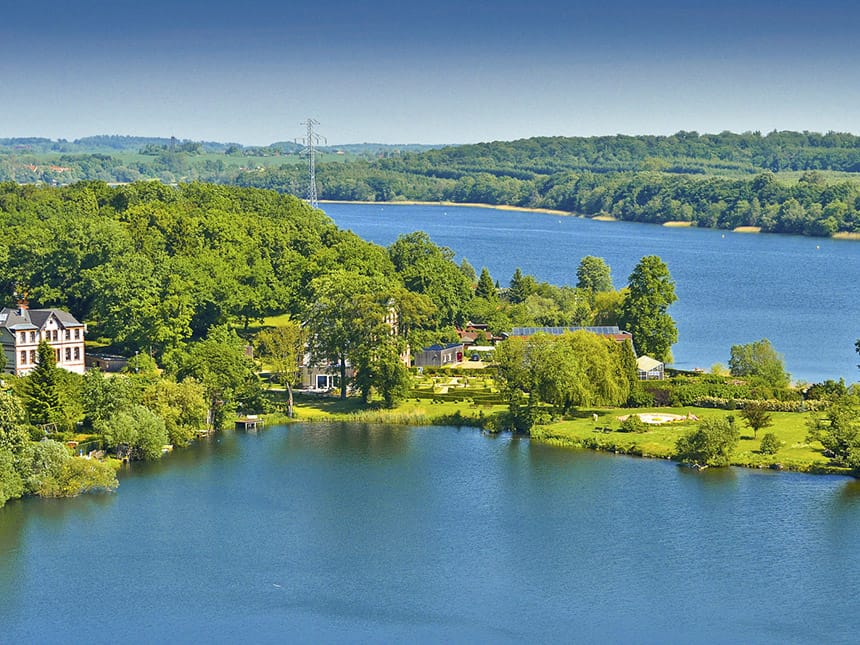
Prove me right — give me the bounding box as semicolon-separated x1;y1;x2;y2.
296;118;325;208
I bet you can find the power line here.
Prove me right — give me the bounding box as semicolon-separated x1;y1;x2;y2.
296;118;325;208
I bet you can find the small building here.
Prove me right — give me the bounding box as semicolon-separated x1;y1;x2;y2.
1;302;86;376
86;353;129;373
636;355;665;380
415;343;464;368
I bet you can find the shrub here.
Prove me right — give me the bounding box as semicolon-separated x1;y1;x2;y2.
759;432;780;455
675;417;740;467
626;388;655;408
619;415;648;433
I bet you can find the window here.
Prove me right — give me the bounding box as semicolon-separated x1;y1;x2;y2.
54;349;60;362
29;331;35;343
29;350;35;363
19;332;25;343
74;347;80;360
53;330;58;341
65;329;70;340
20;351;26;364
74;329;80;340
65;347;71;361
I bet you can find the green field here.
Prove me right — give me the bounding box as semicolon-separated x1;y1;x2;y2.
530;407;847;474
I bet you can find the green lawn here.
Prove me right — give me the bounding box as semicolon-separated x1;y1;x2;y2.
532;407;847;474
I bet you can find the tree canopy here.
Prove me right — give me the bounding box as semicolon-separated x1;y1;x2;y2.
619;256;678;363
729;339;790;388
576;256;613;294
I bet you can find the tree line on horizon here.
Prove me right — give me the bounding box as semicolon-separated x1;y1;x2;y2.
4;131;860;237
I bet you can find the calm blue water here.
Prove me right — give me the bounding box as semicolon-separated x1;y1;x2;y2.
2;424;859;643
323;202;860;384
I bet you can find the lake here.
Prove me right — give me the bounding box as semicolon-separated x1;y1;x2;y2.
323;202;860;384
2;424;859;643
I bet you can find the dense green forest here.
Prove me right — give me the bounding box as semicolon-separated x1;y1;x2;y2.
3;131;860;237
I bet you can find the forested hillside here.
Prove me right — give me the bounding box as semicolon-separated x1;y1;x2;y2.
4;132;860;236
0;181;396;354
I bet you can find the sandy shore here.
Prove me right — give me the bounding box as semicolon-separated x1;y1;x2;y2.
320;201;857;241
320;200;573;217
733;226;762;233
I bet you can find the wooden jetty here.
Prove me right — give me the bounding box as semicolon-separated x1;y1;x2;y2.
235;415;264;431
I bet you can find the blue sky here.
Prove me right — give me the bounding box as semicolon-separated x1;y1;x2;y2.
1;0;858;144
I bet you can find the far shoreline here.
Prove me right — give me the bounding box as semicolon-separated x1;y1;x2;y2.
320;200;860;241
320;199;575;217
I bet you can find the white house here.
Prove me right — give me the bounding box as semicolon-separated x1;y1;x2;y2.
0;302;86;376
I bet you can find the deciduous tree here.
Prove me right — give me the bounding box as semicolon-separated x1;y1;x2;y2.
256;321;305;417
576;256;613;294
740;402;773;438
729;339;790;388
619;256;677;363
172;325;260;430
305;271;393;399
675;417;740;467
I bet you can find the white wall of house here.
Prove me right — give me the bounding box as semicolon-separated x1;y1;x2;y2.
1;309;86;376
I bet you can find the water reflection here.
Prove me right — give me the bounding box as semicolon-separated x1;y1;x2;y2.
676;464;739;485
277;422;410;460
4;423;860;642
837;478;860;507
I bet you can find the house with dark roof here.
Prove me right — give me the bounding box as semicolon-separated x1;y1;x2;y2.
415;343;464;368
0;302;86;376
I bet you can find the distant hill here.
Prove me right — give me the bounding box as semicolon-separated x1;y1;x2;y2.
3;130;860;238
0;136;447;156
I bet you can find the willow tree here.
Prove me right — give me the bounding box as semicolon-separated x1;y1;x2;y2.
495;331;630;430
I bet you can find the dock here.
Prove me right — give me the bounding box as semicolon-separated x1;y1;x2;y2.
235;415;264;431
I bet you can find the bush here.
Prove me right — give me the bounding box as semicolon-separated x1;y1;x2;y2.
675;417;740;467
626;388;655;408
759;432;780;455
619;415;648;433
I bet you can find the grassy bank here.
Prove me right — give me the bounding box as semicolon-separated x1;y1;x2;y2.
266;391;507;429
530;407;850;475
261;377;850;476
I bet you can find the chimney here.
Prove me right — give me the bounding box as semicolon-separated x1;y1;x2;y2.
16;297;29;315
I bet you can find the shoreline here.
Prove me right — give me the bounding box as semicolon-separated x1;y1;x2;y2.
273;399;854;479
320;199;575;217
320;200;860;241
